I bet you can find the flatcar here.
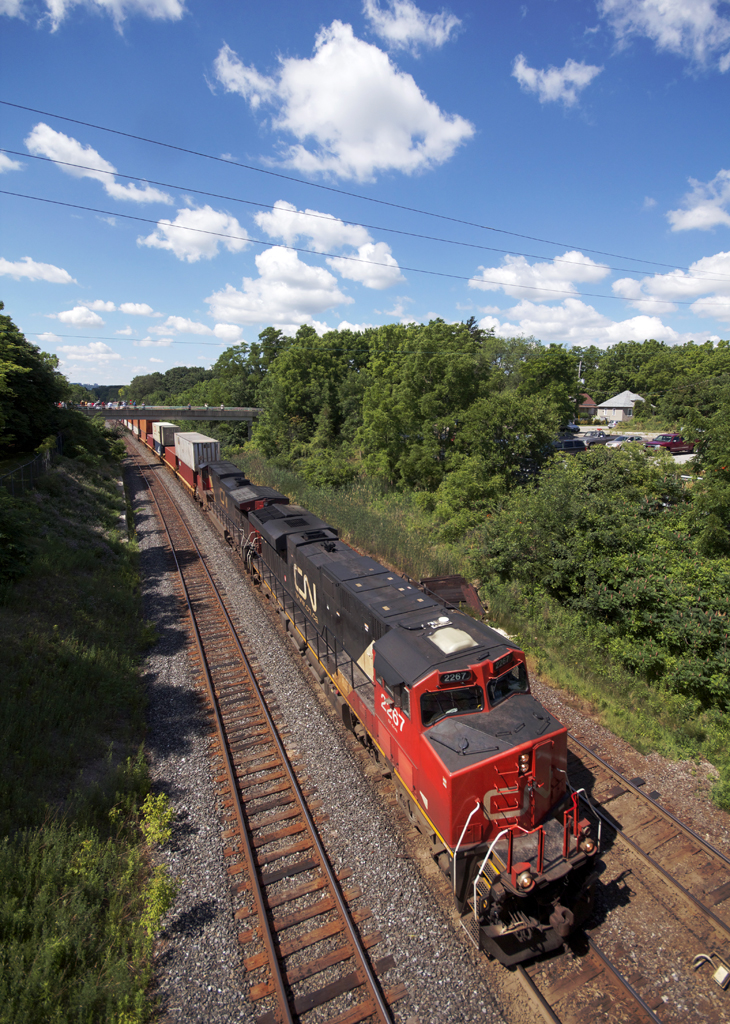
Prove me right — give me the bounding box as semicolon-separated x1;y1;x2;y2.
127;421;601;966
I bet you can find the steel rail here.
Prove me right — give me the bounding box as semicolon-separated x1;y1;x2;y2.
587;937;664;1024
582;788;730;943
138;451;394;1024
569;733;730;868
138;461;294;1024
514;966;561;1024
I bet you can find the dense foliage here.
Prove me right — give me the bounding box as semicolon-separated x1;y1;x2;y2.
0;303;67;453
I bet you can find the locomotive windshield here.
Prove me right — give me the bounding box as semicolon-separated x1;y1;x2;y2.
421;686;484;727
487;663;529;706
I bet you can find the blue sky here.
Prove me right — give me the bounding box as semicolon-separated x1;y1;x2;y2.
1;0;729;385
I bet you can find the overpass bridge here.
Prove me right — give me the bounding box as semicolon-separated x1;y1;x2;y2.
79;405;263;435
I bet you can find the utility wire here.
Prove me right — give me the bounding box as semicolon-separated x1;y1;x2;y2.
6;187;727;309
0;99;700;273
8;147;730;285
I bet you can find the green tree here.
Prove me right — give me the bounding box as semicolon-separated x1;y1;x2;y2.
0;304;67;453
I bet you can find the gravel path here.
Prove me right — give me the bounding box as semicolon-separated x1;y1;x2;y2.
127;452;506;1024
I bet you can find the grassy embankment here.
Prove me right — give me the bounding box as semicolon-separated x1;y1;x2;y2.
0;454;176;1024
235;450;730;811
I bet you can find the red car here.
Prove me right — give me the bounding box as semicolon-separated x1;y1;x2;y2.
643;433;695;455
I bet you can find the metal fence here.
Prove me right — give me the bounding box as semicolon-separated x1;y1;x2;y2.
0;450;53;497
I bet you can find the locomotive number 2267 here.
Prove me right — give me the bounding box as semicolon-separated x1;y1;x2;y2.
380;692;406;732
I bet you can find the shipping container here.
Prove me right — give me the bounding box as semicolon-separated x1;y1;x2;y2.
175;432;220;471
153;439;165;456
177;460;196;490
146;433;154;448
152;421;181;446
164;446;177;469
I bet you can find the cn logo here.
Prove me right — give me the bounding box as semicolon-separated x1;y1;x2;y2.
293;564;317;612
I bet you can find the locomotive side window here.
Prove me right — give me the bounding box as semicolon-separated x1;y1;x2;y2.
487;663;529;706
420;686;484;727
378;676;411;719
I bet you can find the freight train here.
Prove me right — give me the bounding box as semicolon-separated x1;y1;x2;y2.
124;420;601;966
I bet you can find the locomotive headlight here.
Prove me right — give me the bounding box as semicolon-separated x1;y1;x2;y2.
518;753;531;774
579;837;597;855
516;870;534;890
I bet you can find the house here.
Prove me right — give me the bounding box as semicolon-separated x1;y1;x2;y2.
595;389;645;423
577;393;597;420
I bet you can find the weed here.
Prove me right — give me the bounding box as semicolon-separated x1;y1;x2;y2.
139;792;174;847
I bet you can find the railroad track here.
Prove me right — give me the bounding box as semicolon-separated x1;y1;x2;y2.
568;734;730;948
128;443;405;1024
516;937;665;1024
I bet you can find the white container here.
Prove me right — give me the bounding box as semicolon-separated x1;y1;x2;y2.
174;432;220;471
152;421;182;446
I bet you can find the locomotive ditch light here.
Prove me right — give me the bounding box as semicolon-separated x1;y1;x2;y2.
579;836;597;855
518;753;531;774
516;870;534;891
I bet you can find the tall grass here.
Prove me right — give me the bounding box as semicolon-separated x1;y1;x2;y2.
237;451;466;579
0;458;169;1021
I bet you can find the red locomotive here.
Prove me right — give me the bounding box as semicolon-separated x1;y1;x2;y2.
128;422;601;966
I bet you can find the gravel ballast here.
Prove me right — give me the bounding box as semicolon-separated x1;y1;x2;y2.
127;453;506;1024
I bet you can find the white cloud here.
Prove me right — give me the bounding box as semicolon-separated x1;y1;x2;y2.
469;251;610;300
0;153;23;172
213;323;244;342
138;204;249;262
52;306;105;326
362;0;461;53
57;341;120;361
327;241;405;289
479;297;709;347
206;246;352;329
134;336;173;347
599;0;730;71
255;200;372;252
213;22;474;181
25;123;172;204
82;299;116;311
613;251;730;315
36;332;62;344
256;199;404;289
149;357;165;363
337;320;376;331
12;1;188;33
118;301;160;316
666;169;730;231
153;316;213;335
0;255;76;283
512;54;603;105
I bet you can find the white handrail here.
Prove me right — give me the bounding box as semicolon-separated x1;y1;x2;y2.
453;799;482;894
473;827;511;921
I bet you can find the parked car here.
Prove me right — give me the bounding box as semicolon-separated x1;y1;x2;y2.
644;433;696;455
552;438;588;455
583;430;613;447
606;434;644;449
560;423;581;434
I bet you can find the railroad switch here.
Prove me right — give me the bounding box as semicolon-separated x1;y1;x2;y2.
691;952;730;990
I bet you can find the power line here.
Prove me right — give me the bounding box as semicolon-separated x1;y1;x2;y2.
9;147;730;285
6;187;728;309
0;98;696;273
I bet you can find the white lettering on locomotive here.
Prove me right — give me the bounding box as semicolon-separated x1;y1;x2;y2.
379;692;406;732
293;563;317;613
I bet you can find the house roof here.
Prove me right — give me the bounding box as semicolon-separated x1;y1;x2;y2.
596;389;644;409
578;393;597;407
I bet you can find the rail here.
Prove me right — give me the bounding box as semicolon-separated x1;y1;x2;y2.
131;441;397;1024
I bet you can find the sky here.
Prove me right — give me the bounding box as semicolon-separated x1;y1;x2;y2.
1;0;729;386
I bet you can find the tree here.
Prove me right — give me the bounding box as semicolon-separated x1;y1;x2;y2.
0;304;66;453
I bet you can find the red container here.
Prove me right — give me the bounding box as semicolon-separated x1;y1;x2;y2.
164;446;177;469
177;460;196;490
145;433;154;448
